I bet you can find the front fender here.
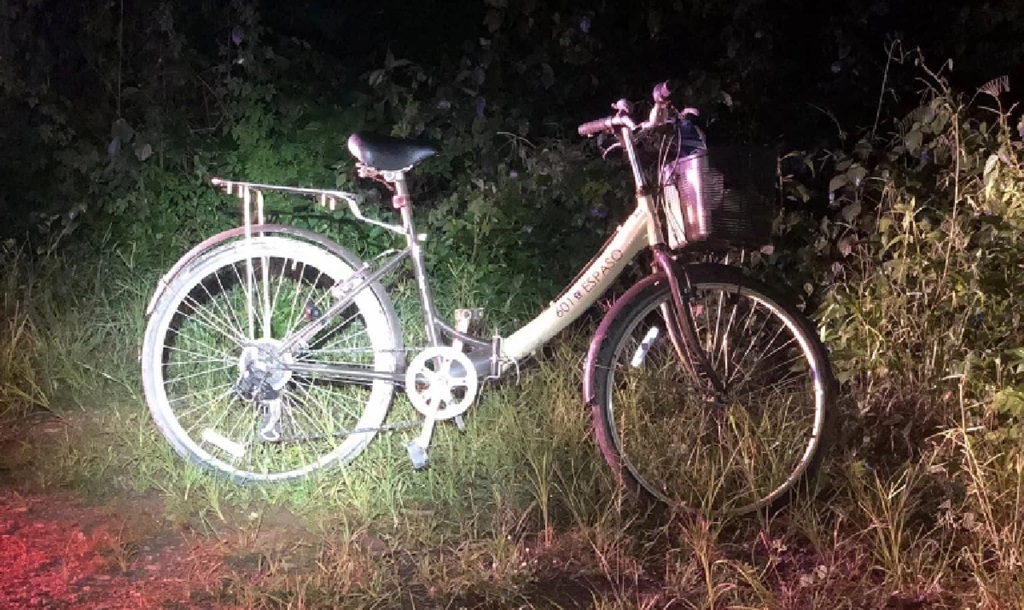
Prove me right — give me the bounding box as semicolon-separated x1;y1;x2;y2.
582;272;672;406
145;225;367;316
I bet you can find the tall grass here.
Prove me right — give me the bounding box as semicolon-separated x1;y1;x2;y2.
3;248;1023;606
0;292;49;420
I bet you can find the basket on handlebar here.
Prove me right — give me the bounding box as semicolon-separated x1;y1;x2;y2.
659;147;778;251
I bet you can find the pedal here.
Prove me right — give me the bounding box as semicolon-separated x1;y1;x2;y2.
453;415;466;432
406;439;429;469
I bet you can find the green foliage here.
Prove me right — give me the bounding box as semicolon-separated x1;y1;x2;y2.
774;64;1024;465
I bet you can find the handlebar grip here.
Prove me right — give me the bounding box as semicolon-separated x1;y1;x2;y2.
578;118;612;137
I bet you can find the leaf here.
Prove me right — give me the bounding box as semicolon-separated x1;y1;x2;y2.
841;200;861;223
904;129;923;153
993;388;1024;418
984;154;1000;199
540;63;554;89
111;118;134;142
828;174;848;193
853;138;873;160
647;8;662;36
792;183;811;203
983;153;999;178
847;165;867;187
918;104;937;126
484;9;503;33
838;235;856;257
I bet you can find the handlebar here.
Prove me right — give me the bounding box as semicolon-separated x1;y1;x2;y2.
577;80;699;138
577;116;636;137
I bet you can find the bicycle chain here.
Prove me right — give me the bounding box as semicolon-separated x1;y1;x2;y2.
266;344;477;443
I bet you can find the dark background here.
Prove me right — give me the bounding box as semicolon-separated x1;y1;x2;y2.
2;0;1023;259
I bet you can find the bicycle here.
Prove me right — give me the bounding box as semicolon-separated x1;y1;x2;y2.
141;82;836;516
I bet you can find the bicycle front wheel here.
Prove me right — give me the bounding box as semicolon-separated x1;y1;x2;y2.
142;235;402;482
589;263;835;515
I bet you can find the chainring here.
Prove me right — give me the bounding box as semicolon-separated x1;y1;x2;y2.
404;346;479;420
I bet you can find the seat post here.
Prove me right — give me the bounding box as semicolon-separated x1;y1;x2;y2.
392;174;443;347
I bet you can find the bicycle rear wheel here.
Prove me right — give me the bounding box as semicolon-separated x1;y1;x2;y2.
589;263;835;515
142;235;402;482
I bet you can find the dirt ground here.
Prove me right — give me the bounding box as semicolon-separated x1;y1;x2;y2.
0;491;233;610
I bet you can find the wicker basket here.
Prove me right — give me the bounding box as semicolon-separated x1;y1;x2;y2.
660;148;777;251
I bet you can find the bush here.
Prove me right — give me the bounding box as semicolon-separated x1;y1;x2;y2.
794;67;1024;463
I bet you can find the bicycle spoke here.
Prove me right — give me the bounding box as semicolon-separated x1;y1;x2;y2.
289;376;366;424
282;260;316;338
161;339;236;367
169;384;238;430
592;269;832;515
143;236;400;481
261;254;272;339
179;292;248;348
283;265;329;339
164;361;237;385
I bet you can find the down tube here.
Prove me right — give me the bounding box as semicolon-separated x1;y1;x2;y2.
501;207;650;364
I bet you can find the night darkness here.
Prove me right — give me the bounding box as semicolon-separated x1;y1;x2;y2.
259;0;1024;133
4;1;1024;176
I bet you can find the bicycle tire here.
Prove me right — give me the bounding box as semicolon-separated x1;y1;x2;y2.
142;235;402;482
587;263;835;515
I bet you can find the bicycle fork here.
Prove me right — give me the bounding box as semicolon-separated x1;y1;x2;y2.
652;249;728;398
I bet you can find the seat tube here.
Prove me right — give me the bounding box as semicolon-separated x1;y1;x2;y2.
393;175;443;347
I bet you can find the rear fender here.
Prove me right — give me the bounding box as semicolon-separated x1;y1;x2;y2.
146;224;373;316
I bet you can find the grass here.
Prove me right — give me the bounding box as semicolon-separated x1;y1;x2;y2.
3;233;1024;609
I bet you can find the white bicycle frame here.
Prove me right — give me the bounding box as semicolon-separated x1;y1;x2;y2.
180;120;667;386
189;178;660;378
